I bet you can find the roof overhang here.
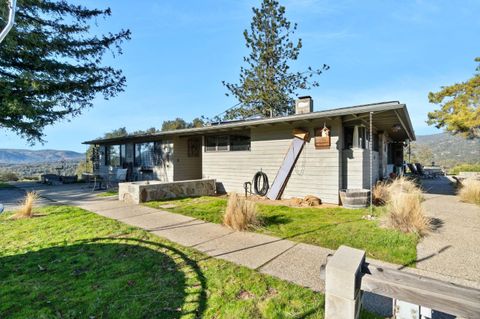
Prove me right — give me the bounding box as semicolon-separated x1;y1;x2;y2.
83;101;416;145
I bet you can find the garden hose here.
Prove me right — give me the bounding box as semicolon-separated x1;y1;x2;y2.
253;171;269;196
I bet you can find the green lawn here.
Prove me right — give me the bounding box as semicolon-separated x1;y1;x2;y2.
145;197;418;265
0;206;328;318
0;182;14;188
96;190;119;197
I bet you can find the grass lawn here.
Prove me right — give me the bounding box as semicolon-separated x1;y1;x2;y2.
0;205;331;318
96;190;119;197
0;182;14;188
145;197;418;265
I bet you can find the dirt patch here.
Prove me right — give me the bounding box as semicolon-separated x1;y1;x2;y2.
236;290;255;300
239;194;338;209
158;204;178;209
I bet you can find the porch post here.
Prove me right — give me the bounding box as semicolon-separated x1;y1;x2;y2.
352;126;359;148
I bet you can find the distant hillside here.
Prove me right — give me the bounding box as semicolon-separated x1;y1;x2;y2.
411;133;480;167
0;149;84;164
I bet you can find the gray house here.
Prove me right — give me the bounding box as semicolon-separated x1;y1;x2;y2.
83;98;415;204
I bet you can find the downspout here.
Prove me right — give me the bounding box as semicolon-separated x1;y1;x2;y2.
0;0;17;43
369;112;373;211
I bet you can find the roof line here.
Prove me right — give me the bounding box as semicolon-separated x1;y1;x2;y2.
83;101;408;144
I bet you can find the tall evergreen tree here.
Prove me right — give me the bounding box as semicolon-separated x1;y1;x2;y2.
0;0;131;143
428;57;480;138
222;0;328;119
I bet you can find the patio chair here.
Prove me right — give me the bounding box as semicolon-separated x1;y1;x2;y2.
105;168;128;189
115;168;128;184
407;163;419;175
91;166;109;191
415;163;435;179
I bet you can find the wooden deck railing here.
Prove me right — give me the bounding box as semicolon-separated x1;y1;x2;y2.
324;246;480;319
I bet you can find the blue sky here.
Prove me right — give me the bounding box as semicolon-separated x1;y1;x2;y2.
2;0;480;152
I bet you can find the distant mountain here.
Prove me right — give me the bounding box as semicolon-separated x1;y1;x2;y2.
411;133;480;167
0;149;85;164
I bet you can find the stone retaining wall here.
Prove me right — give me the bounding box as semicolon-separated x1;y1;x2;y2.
119;179;216;204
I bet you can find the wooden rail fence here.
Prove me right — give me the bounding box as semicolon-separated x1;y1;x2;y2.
325;245;480;319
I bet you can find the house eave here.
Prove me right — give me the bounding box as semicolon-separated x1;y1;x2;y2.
83;101;415;145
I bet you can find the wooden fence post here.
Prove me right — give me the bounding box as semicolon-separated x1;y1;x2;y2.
325;245;365;319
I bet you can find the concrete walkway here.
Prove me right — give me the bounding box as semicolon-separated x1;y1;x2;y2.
3;181;479;316
419;177;480;282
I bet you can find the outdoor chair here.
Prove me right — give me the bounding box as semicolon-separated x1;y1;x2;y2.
115;168;128;184
407;163;419;175
415;163;435;179
104;168;128;189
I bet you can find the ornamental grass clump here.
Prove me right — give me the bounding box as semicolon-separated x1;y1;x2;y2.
372;181;390;206
12;191;38;219
458;178;480;205
374;177;423;205
223;193;261;231
382;177;430;236
386;192;431;236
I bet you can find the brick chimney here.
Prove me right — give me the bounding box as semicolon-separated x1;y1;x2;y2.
295;96;313;114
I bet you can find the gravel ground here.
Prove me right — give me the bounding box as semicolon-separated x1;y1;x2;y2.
418;177;480;282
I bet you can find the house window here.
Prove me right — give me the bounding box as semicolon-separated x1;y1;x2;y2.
106;145;121;167
344;127;354;149
188;138;201;157
134;142;154;167
205;132;251;152
358;127;367;149
205;136;217;152
153;141;168;165
230;133;251;151
372;134;379;152
344;126;369;149
217;135;229;151
120;144;126;166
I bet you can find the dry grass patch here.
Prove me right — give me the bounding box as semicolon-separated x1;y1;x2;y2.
12;191;38;219
385;192;431;236
378;177;430;236
372;181;390;206
458;178;480;205
223;193;261;231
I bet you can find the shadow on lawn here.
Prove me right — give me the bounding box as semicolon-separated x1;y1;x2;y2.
0;238;206;318
261;214;293;226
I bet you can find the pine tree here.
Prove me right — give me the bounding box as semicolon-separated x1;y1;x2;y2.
428;57;480;138
222;0;328;119
0;0;131;143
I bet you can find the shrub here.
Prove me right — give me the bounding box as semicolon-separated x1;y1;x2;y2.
458;178;480;205
449;163;480;175
12;191;38;219
0;172;19;182
23;176;40;181
223;193;261;231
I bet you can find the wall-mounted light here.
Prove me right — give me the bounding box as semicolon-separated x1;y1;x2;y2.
392;124;402;133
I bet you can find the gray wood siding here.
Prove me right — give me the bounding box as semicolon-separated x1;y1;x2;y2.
342;148;380;189
173;136;202;181
202;119;343;204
